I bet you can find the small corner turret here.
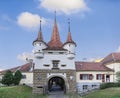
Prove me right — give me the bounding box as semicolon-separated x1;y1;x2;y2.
32;20;47;58
63;18;76;59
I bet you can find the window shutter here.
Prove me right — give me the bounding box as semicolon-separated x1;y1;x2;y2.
89;74;92;80
102;74;105;82
102;74;105;79
80;74;82;80
96;74;98;80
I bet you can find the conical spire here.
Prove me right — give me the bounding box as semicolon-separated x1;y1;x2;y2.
33;20;45;45
67;32;73;42
64;18;76;46
37;20;43;41
47;11;63;49
67;18;73;42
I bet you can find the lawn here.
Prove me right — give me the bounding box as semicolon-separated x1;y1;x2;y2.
0;85;46;98
84;87;120;98
0;86;120;98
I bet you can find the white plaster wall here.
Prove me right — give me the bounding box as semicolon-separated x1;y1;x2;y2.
105;63;120;82
76;71;113;83
63;44;75;54
20;72;33;85
47;73;66;79
76;71;114;92
33;42;47;52
34;52;75;70
106;63;120;72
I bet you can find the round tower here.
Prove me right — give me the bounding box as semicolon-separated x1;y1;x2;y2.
32;20;47;58
63;19;76;59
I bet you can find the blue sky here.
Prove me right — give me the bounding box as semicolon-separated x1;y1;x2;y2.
0;0;120;70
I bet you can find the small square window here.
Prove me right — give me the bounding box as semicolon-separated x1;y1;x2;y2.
44;64;50;67
83;85;88;90
22;75;26;79
61;65;66;67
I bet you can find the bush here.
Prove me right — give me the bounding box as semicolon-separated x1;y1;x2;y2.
116;71;120;83
13;70;22;85
1;70;13;86
100;82;120;89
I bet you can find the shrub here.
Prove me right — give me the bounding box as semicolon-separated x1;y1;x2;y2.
116;71;120;83
100;82;120;89
13;70;22;85
1;70;13;86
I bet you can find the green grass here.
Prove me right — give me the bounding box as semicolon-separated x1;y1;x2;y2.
84;88;120;98
0;86;46;98
0;86;120;98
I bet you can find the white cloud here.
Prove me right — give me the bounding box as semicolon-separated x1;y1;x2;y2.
17;52;34;62
17;12;47;29
39;0;90;15
116;46;120;52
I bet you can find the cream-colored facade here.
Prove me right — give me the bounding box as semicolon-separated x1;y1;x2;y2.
76;71;113;83
20;72;33;86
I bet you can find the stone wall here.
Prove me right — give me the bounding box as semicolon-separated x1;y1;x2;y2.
33;69;76;94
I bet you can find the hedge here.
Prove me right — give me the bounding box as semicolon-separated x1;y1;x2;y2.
100;82;120;89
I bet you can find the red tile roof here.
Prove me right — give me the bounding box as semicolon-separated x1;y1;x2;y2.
0;63;32;74
75;61;113;71
63;32;76;46
33;20;47;45
43;47;67;51
101;52;120;65
47;17;63;50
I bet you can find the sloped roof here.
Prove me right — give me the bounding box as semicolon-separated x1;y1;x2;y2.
101;52;120;65
63;32;76;46
47;18;63;50
75;61;113;71
0;63;32;74
33;20;47;45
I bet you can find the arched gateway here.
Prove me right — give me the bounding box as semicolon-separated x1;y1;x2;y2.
48;76;66;93
32;14;76;94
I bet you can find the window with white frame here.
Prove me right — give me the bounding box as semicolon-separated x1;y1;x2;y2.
80;74;93;80
83;74;89;80
96;74;102;80
83;85;88;90
52;60;60;69
22;75;26;79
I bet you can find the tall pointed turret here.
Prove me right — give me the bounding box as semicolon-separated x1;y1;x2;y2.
33;20;45;44
47;11;63;50
37;20;43;41
63;18;76;59
64;18;76;46
32;20;47;58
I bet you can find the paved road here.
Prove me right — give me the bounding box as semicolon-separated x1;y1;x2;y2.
48;91;68;98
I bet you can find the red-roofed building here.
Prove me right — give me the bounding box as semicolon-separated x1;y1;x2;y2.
0;63;34;86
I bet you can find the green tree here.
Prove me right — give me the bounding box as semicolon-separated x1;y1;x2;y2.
116;71;120;83
13;70;22;85
1;70;13;86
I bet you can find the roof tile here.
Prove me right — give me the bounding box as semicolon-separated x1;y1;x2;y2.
75;61;113;71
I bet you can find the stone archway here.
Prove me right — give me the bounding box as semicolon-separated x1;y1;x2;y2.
48;76;66;93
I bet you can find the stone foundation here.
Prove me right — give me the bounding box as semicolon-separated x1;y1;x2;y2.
33;69;76;94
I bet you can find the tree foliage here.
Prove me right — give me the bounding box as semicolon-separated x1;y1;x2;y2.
13;70;22;85
116;71;120;83
1;70;13;86
1;70;22;86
